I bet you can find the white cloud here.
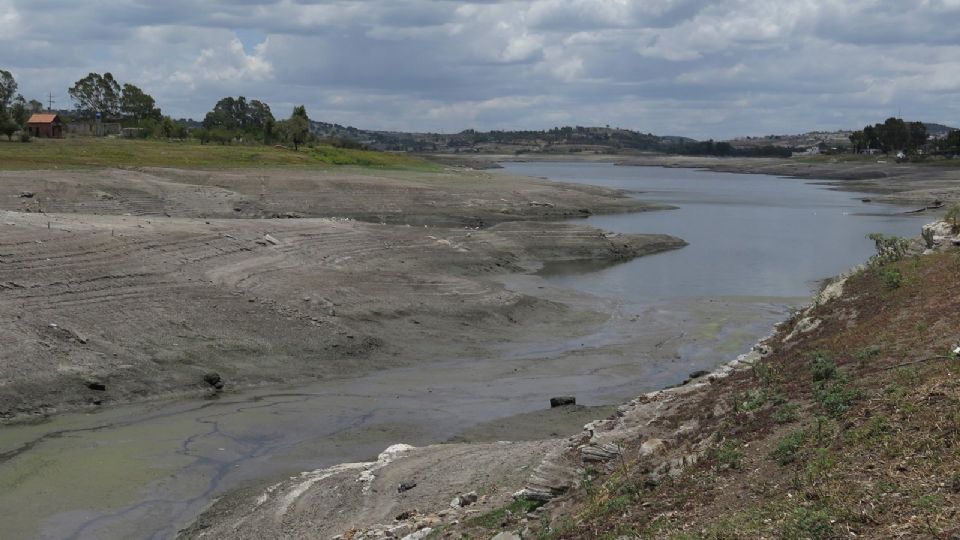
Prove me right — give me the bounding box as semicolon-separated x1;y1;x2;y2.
0;0;959;138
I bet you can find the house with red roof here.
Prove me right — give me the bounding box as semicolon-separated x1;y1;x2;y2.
26;113;65;138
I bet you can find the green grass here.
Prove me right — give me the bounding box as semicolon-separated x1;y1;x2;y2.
464;497;543;529
0;137;436;170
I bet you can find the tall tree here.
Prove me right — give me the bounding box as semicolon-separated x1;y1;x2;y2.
278;106;311;150
202;96;275;141
120;83;161;123
28;99;43;113
9;95;28;127
0;70;17;112
68;72;122;120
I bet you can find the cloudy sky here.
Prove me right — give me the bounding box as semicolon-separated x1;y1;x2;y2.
2;0;959;139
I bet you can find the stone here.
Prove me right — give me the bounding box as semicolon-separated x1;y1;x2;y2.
85;380;106;391
19;191;35;198
203;372;224;390
263;234;281;246
451;491;478;507
397;481;417;493
549;396;576;408
688;370;710;379
400;529;432;540
491;533;521;540
581;442;620;463
639;438;667;457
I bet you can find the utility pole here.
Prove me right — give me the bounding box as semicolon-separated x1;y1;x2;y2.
47;92;56;112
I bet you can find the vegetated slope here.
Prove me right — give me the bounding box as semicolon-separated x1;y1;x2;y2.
0;138;430;170
452;250;960;539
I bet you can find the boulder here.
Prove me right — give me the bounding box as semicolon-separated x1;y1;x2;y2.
688;370;710;379
203;372;224;390
491;533;521;540
549;396;576;408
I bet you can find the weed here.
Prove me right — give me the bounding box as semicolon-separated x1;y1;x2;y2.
735;390;768;413
804;448;836;481
771;430;807;465
853;346;881;365
774;403;801;424
815;380;862;417
851;415;891;442
466;498;543;529
880;268;903;289
781;506;835;540
809;353;838;382
713;439;743;471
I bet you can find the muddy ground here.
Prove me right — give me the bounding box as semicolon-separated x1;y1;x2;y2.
0;166;683;423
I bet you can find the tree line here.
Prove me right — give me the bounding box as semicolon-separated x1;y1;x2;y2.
0;69;44;141
848;118;927;154
1;68;318;149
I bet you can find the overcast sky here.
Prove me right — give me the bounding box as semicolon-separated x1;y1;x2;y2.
2;0;959;139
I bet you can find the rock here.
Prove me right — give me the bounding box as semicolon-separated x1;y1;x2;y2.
19;191;35;198
688;370;710;379
639;438;667;457
754;344;774;357
581;442;620;463
203;372;224;390
387;524;411;538
451;491;478;508
85;380;106;391
400;529;432;540
263;234;281;246
491;533;521;540
397;481;417;493
549;396;576;408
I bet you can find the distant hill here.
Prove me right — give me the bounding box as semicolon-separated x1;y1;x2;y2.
922;122;958;138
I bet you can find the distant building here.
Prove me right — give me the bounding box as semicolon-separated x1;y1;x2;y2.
791;145;822;157
26;113;65;138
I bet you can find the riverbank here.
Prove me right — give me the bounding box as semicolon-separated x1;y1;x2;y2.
185;220;959;539
0;166;683;424
431;152;960;207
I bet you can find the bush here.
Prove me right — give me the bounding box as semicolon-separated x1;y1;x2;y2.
816;380;862;417
880;268;903;289
771;430;806;464
774;403;801;424
714;440;743;471
781;506;834;539
809;353;838;382
867;233;910;266
19;131;31;143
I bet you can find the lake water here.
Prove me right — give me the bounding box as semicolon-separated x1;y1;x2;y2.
0;164;932;539
498;162;927;300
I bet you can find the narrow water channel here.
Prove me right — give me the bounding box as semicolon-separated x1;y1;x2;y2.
0;164;932;539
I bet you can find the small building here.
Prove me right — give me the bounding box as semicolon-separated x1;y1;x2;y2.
26;114;65;138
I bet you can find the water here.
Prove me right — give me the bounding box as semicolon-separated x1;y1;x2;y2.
0;164;931;539
498;162;927;300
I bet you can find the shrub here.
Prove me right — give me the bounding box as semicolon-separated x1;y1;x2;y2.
880;268;903;289
775;403;801;424
19;131;31;143
781;506;834;539
714;440;743;471
816;380;862;417
772;430;806;465
809;353;838;382
867;233;910;266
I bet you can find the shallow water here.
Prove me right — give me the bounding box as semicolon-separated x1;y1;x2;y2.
0;164;932;539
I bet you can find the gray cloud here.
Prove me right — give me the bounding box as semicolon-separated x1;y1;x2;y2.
1;0;959;138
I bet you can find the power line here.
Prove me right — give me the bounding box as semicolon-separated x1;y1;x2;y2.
47;92;56;111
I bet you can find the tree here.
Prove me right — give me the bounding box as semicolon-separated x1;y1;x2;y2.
9;95;28;127
0;70;16;112
28;99;43;113
120;83;161;123
202;96;274;141
278;106;311;150
1;113;18;141
68;72;122;120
